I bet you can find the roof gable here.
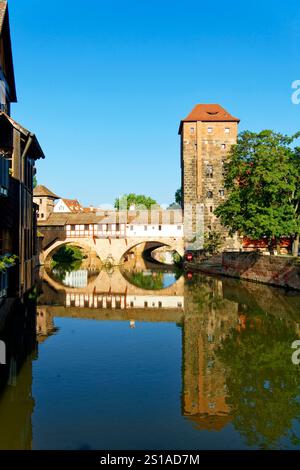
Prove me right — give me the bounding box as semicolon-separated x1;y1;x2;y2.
0;111;45;159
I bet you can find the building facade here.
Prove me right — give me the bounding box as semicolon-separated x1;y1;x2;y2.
53;198;83;213
0;1;44;299
33;185;59;222
179;104;239;250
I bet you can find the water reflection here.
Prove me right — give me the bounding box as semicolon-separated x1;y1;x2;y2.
121;269;180;290
184;275;300;449
1;260;300;449
0;295;37;450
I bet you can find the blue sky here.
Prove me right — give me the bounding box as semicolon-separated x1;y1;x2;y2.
8;0;300;206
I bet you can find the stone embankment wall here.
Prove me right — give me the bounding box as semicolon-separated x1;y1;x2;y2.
185;252;300;290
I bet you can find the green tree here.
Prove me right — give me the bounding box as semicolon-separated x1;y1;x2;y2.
217;314;300;449
114;193;158;210
215;130;300;254
33;175;37;189
51;245;85;283
175;188;183;207
203;230;224;255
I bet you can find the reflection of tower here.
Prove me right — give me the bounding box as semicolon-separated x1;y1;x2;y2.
182;277;238;431
36;307;57;343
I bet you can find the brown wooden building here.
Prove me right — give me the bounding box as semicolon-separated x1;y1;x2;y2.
0;1;45;299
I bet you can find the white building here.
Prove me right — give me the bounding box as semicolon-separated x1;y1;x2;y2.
54;198;83;213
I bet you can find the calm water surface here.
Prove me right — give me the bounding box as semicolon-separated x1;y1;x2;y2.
1;260;300;450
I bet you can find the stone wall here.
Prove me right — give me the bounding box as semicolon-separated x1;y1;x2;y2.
221;252;300;290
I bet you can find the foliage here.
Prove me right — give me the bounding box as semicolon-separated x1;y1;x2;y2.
0;254;17;273
51;259;83;283
217;314;300;449
51;245;85;282
215;130;300;247
123;270;165;290
33;175;37;189
114;193;158;210
172;251;183;265
52;245;84;264
203;230;224;255
175;188;183;207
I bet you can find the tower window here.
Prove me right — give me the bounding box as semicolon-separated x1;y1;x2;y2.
219;189;225;197
225;128;230;134
221;144;226;150
206;164;213;178
210;206;213;213
207;127;213;133
207;191;213;199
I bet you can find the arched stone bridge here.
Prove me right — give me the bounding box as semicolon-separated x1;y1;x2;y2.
38;209;184;266
42;237;184;266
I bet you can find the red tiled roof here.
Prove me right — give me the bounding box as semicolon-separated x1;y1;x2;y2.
179;104;239;133
38;210;183;227
61;199;83;212
34;185;59;199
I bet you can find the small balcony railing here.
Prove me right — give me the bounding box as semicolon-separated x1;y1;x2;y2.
0;154;9;197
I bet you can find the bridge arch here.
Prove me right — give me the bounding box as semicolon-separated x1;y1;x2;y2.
41;236;184;267
120;240;183;266
42;239;102;265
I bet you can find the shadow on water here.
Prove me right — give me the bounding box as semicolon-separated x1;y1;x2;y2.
0;293;37;450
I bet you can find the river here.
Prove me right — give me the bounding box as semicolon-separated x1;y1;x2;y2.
0;256;300;450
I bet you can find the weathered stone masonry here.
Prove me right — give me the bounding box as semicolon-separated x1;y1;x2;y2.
179;104;239;250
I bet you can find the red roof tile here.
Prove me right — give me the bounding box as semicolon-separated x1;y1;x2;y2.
61;199;83;212
179;104;239;133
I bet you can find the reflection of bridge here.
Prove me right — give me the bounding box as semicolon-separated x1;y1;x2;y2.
40;267;185;312
36;272;300;437
37;274;238;433
39;210;184;265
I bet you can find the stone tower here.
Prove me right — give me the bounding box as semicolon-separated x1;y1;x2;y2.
33;185;59;221
179;104;239;249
